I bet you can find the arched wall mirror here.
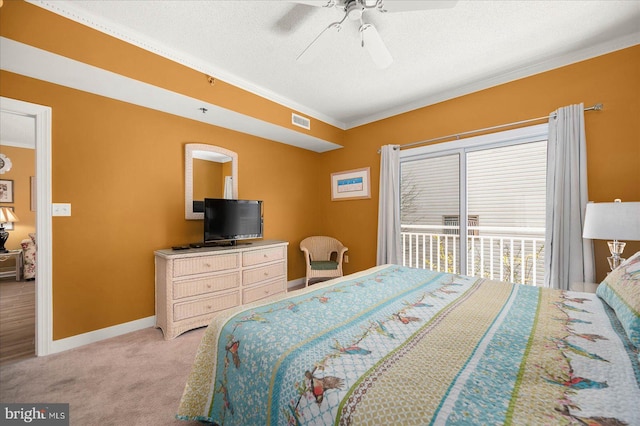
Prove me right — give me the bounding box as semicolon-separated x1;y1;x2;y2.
185;143;238;220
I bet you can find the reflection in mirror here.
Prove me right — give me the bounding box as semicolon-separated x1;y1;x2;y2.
185;143;238;220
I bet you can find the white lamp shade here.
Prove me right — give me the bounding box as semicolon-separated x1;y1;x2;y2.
0;207;19;224
583;201;640;241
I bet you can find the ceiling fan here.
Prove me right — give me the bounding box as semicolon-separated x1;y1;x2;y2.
293;0;458;69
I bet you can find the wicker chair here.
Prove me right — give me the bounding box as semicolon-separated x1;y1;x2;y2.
300;236;348;287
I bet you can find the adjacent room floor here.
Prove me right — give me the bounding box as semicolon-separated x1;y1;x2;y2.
0;277;36;366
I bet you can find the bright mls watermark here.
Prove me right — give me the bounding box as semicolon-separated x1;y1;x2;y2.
0;404;69;425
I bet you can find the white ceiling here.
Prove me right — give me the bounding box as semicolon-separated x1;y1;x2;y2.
0;111;35;149
22;0;640;130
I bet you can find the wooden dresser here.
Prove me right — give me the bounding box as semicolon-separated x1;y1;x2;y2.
154;240;288;340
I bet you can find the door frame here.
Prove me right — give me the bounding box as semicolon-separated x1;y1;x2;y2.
1;96;53;356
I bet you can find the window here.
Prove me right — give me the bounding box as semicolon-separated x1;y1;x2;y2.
400;124;547;285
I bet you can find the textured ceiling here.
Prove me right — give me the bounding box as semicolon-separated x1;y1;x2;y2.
0;111;35;149
25;0;640;129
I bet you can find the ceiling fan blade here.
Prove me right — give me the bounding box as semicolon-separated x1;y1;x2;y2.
360;23;393;69
288;1;336;7
378;0;458;13
274;4;318;33
297;22;343;64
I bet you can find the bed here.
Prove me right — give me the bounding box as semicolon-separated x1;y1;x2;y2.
177;253;640;425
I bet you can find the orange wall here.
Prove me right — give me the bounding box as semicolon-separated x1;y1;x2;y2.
1;0;638;340
0;70;324;339
319;45;640;282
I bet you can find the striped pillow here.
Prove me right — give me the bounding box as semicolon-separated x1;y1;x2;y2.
596;251;640;348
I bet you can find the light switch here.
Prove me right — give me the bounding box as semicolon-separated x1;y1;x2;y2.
52;203;71;216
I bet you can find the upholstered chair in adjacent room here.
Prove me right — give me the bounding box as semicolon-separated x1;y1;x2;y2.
20;233;36;280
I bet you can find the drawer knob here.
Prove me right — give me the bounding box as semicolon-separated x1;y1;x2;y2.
263;254;268;258
204;263;211;268
206;305;212;310
264;272;269;276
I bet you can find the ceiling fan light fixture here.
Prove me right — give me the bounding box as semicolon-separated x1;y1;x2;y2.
295;0;448;68
346;1;364;20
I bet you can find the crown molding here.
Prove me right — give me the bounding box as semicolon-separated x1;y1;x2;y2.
27;0;347;130
0;37;342;153
24;0;640;131
347;34;640;129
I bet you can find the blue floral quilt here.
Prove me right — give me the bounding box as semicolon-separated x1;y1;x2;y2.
177;265;640;425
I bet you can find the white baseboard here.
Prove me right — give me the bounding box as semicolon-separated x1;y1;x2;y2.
45;279;304;355
287;277;305;290
48;316;156;355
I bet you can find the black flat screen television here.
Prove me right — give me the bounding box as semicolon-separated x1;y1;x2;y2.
204;198;263;245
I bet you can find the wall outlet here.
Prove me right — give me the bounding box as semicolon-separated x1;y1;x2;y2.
344;255;349;263
52;203;71;216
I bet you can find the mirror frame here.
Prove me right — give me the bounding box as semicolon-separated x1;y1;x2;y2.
185;143;238;220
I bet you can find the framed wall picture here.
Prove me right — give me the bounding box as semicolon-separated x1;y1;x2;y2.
331;167;371;201
0;179;14;203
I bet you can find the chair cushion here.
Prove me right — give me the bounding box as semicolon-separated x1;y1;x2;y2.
310;260;339;270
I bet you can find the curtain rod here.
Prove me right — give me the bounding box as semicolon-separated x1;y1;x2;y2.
381;103;603;153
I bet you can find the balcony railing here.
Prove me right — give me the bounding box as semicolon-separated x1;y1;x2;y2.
401;224;545;286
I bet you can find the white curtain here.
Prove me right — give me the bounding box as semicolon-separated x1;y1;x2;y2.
376;144;401;265
223;176;233;199
544;103;595;289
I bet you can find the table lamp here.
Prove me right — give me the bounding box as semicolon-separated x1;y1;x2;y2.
583;199;640;271
0;207;20;253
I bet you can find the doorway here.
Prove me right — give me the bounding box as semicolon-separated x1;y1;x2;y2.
0;96;53;357
0;111;36;363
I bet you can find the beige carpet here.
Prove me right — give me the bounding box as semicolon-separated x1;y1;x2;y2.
0;326;210;425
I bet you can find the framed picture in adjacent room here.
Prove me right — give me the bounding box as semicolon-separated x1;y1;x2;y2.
0;179;14;203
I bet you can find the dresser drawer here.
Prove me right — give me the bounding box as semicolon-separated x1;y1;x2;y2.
243;262;285;286
242;246;285;267
173;291;240;321
243;278;286;304
156;241;288;339
173;253;239;277
173;272;240;299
